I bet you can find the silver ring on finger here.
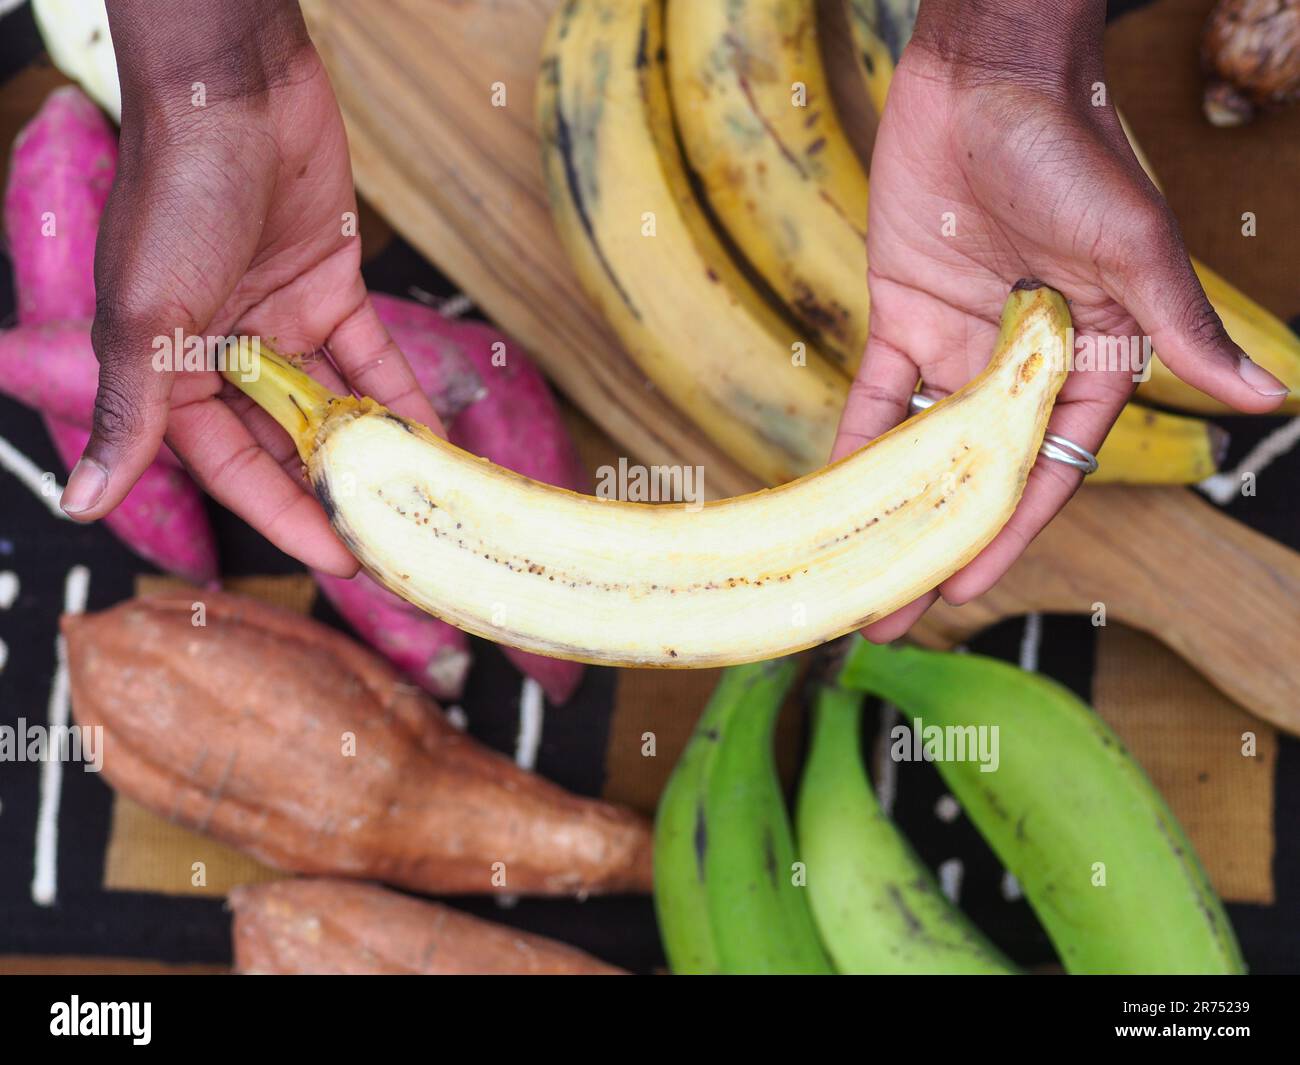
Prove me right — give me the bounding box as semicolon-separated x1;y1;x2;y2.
907;392;1099;476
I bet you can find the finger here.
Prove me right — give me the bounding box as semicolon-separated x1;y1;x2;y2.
326;294;444;433
939;390;1124;606
295;347;351;394
59;310;179;519
183;350;357;555
832;329;927;633
832;333;921;461
178;338;356;563
1106;207;1288;412
861;591;940;644
217;387;316;482
167;394;358;577
837;310;957;637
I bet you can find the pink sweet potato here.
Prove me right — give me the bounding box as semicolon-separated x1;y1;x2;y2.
373;293;587;704
371;294;583;491
0;321;96;419
313;570;471;701
448;327;585;492
4;89;180;465
0;322;179;467
499;647;584;706
46;419;216;585
230;878;624;975
372;293;485;421
5;88;210;576
3;87;115;324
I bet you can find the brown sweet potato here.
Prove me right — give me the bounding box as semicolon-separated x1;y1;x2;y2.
230;878;625;975
62;592;652;895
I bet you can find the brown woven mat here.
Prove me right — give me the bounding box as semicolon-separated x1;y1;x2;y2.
1092;626;1276;904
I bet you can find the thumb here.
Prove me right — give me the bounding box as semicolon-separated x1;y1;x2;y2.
59;310;177;520
1111;207;1288;412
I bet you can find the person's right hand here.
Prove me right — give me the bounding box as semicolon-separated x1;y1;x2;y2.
62;1;440;577
837;0;1289;642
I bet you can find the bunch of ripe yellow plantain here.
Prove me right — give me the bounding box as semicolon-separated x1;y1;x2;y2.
654;643;1245;974
539;0;1300;490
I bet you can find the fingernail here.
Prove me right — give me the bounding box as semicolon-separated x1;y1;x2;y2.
1237;355;1289;396
60;457;108;515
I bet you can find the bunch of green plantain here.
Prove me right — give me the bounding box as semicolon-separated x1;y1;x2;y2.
653;640;1245;975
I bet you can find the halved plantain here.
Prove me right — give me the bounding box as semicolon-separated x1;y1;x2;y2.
225;283;1069;668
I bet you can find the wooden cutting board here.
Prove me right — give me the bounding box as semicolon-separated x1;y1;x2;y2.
300;0;1300;734
911;486;1300;735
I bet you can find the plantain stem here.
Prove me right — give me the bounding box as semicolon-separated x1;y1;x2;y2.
221;342;338;461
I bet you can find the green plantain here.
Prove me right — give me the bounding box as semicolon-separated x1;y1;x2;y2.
841;638;1245;974
702;659;834;974
797;681;1016;974
654;661;800;973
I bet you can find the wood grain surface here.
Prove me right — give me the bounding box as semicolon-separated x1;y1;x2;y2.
912;486;1300;734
